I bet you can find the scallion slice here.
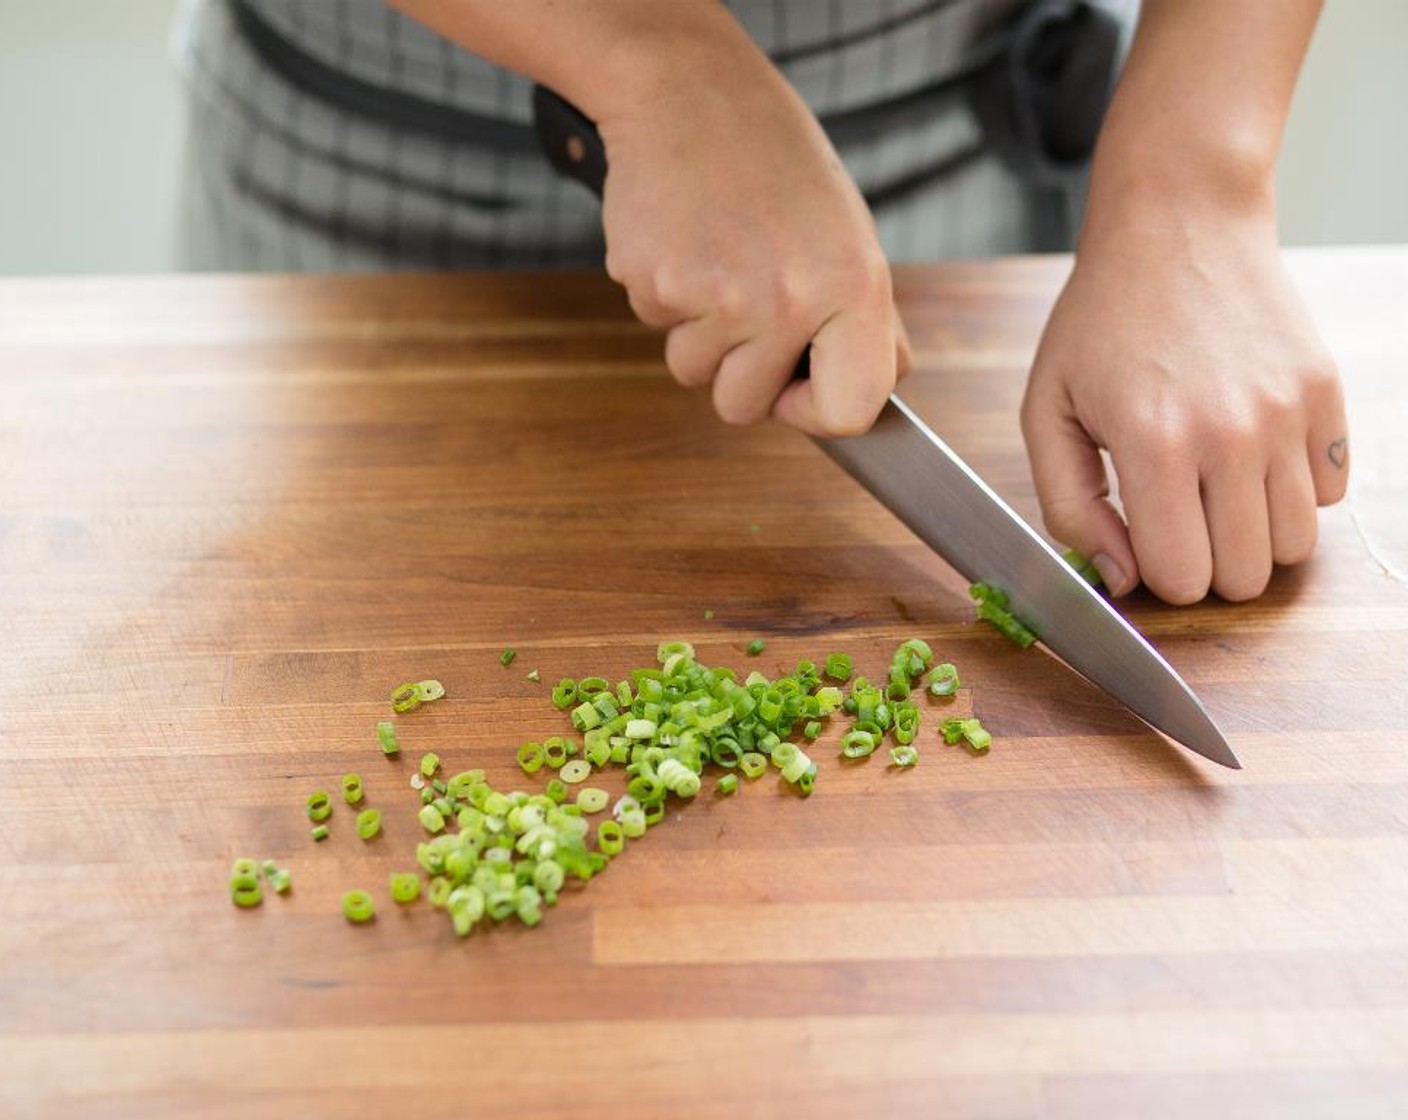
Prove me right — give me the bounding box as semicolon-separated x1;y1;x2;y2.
926;663;959;697
1062;547;1105;588
390;683;421;713
559;759;591;784
576;787;610;814
341;773;364;805
823;652;853;682
390;872;421;904
306;791;332;823
597;820;625;856
341;889;375;924
517;741;546;774
418;804;445;834
960;717;993;754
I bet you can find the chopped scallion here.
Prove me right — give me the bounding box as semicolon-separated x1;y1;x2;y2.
577;787;610;814
390;872;421;904
559;759;591;784
341;889;375;924
517;741;545;774
415;679;446;702
306;791;332;823
418;804;445;834
889;745;919;767
390;683;421;713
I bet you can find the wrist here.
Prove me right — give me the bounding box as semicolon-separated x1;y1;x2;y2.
1081;122;1279;253
567;5;779;128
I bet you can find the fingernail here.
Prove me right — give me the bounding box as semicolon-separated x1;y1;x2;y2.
1092;554;1129;595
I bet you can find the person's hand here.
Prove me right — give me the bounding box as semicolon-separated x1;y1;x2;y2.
1021;204;1348;604
593;34;909;436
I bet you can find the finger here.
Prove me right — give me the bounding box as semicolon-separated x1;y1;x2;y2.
712;329;810;427
663;317;737;389
623;285;683;332
1114;434;1212;605
771;302;895;437
1266;450;1318;567
1203;460;1273;602
1305;366;1350;505
893;307;913;386
1021;389;1138;596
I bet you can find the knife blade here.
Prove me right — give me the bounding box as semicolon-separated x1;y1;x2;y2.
819;398;1238;767
530;84;1239;769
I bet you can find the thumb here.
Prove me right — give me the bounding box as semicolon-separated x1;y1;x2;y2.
1021;390;1138;596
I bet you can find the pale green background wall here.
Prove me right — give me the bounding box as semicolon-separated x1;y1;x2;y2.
1;0;1404;273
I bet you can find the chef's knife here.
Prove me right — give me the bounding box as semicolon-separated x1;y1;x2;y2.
531;85;1239;769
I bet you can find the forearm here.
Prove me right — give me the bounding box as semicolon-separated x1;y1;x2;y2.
1087;0;1322;222
385;0;776;126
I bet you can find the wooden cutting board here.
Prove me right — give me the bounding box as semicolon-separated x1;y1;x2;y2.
2;249;1407;1119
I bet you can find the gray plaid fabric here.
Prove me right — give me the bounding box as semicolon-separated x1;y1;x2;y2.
174;0;1107;271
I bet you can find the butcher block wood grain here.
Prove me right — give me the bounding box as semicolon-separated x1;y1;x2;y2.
2;248;1407;1120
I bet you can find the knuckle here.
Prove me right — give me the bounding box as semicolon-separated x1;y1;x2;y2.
1273;526;1317;567
817;407;875;439
650;263;687;313
1212;563;1272;603
1039;494;1090;546
1303;354;1342;398
625;287;662;328
838;248;892;306
816;378;887;437
604;248;626;285
1136;417;1197;469
893;327;913;383
1198;412;1261;468
764;268;810;323
714;278;751;323
604;244;644;288
1255;389;1302;433
663;334;713;390
1148;570;1211;607
712;385;765;428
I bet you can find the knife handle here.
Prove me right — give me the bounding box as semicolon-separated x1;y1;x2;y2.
531;84;609;196
531;83;812;381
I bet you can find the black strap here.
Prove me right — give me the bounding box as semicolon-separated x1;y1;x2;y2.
230;0;989;161
229;0;542;153
227;0;1111;227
